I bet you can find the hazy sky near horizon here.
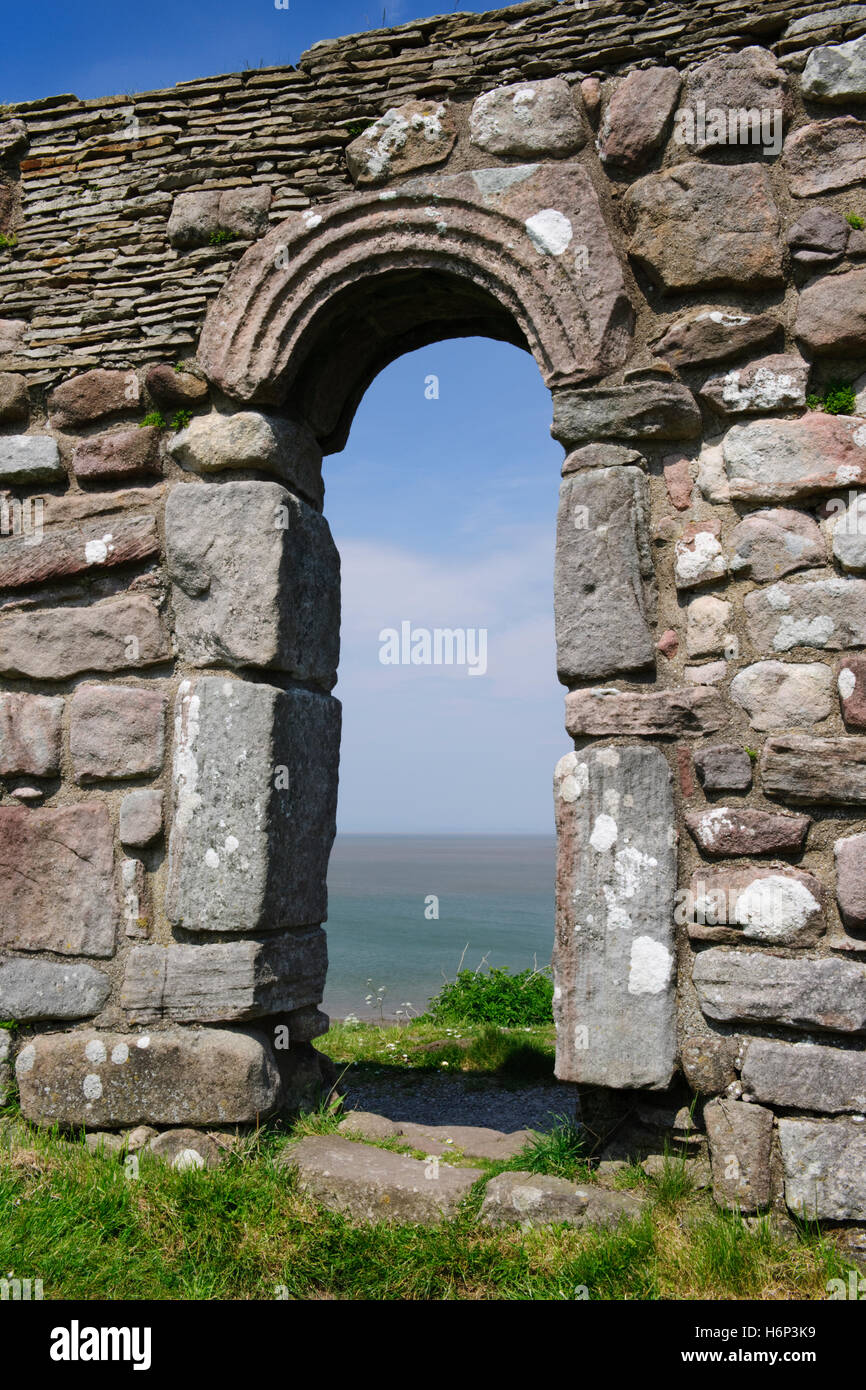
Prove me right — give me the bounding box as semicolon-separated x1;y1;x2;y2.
0;0;570;833
0;0;520;105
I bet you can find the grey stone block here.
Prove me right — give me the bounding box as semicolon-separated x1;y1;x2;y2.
165;677;340;933
553;745;677;1089
693;950;866;1033
705;1099;774;1212
779;1117;866;1220
15;1027;282;1127
480;1171;645;1227
0;435;63;485
121;928;328;1023
742;1038;866;1113
166;481;339;685
0;957;110;1021
554;466;655;683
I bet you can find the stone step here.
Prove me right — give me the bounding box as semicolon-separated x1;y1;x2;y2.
480;1172;646;1229
337;1109;532;1160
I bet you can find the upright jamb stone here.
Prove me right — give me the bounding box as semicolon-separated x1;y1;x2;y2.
555;466;656;683
553;745;677;1090
165;676;341;933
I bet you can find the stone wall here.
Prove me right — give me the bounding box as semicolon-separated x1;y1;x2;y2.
3;0;866;1227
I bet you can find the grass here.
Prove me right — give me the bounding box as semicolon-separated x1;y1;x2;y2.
0;1103;850;1301
806;381;857;416
321;1017;555;1080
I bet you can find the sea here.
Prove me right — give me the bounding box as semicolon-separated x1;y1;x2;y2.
322;834;557;1021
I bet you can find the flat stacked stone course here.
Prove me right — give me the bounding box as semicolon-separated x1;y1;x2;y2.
5;0;866;1231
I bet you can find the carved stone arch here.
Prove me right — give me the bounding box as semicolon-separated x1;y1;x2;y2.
197;162;634;452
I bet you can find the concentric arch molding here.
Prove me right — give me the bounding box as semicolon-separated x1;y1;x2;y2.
197;163;635;453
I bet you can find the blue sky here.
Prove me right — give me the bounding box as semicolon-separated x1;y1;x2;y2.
1;0;568;833
0;1;512;106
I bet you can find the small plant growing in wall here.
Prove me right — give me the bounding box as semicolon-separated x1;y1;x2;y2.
0;233;18;251
170;410;193;431
345;119;375;138
847;212;865;230
139;410;166;429
209;228;239;246
806;381;857;416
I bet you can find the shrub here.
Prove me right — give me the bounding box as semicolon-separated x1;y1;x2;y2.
423;964;553;1027
139;410;166;429
823;382;857;416
171;409;193;431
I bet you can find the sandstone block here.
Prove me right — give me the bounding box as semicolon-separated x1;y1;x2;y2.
722;414;866;502
684;865;825;946
699;354;808;416
623;163;784;292
166;481;339;683
761;734;866;802
0;372;28;424
803;35;866;103
680;1035;737;1095
553;745;677;1089
0;593;170;680
167;187;271;249
15;1027;282;1127
0;487;160;590
165;677;340;933
48;369;138;429
693;743;753;792
731;661;834;730
70;683;166;782
839;656;866;728
565;685;725;738
796;266;866;353
0;805;119;958
119;789;163;848
835;832;866;929
0;693;63;776
480;1171;645;1228
678;47;791;155
783;118;866;197
787;208;849;266
728;508;826;582
686;594;732;658
554;467;655;683
685;806;810;857
675;521;726;590
72;427;161;482
145;364;208;409
652;309;782;367
597;67;681;170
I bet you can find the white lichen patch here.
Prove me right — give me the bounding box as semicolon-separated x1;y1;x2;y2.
85;533;114;565
83;1073;103;1101
628;937;672;996
525;209;573;256
590;814;618;853
205;847;220;869
111;1043;129;1065
734;874;820;940
675;529;726;586
85;1039;106;1065
840;667;858;700
773;614;835;650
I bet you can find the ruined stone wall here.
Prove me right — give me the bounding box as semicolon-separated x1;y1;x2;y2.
3;0;866;1228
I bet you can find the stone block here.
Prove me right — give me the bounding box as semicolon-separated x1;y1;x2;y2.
728;508;826;582
48;369;138;429
554;466;655;683
745;579;866;653
0;435;63;485
119;789;163;847
168;411;323;508
347;100;457;184
551;382;701;447
761;734;866;803
0;487;160;590
699;354;808;416
678;47;791;155
623;163;784;292
839;656;866;729
783;118;866;197
0;593;170;680
693;949;866;1033
166;481;339;683
684;865;825;946
480;1172;645;1227
803;35;866;103
561;443;646;475
731;661;834;730
167;186;271;249
652;309;782;367
0;957;110;1021
146;1128;222;1170
0;372;28;424
0;693;63;776
121;928;327;1023
829;492;866;571
144;364;208;409
553;745;677;1089
685;594;732;658
693;744;753;792
685;806;810;857
0;804;119;957
787;208;849;266
280;1134;482;1224
722;414;866;502
742;1038;866;1113
121;858;149;940
469;79;584;159
565;685;726;738
680;1035;737;1096
165;677;340;933
796;265;866;352
779;1118;866;1220
70;683;166;783
704;1099;774;1212
597;67;681;170
15;1027;282;1127
675;521;726;590
72;427;161;482
835;832;866;929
